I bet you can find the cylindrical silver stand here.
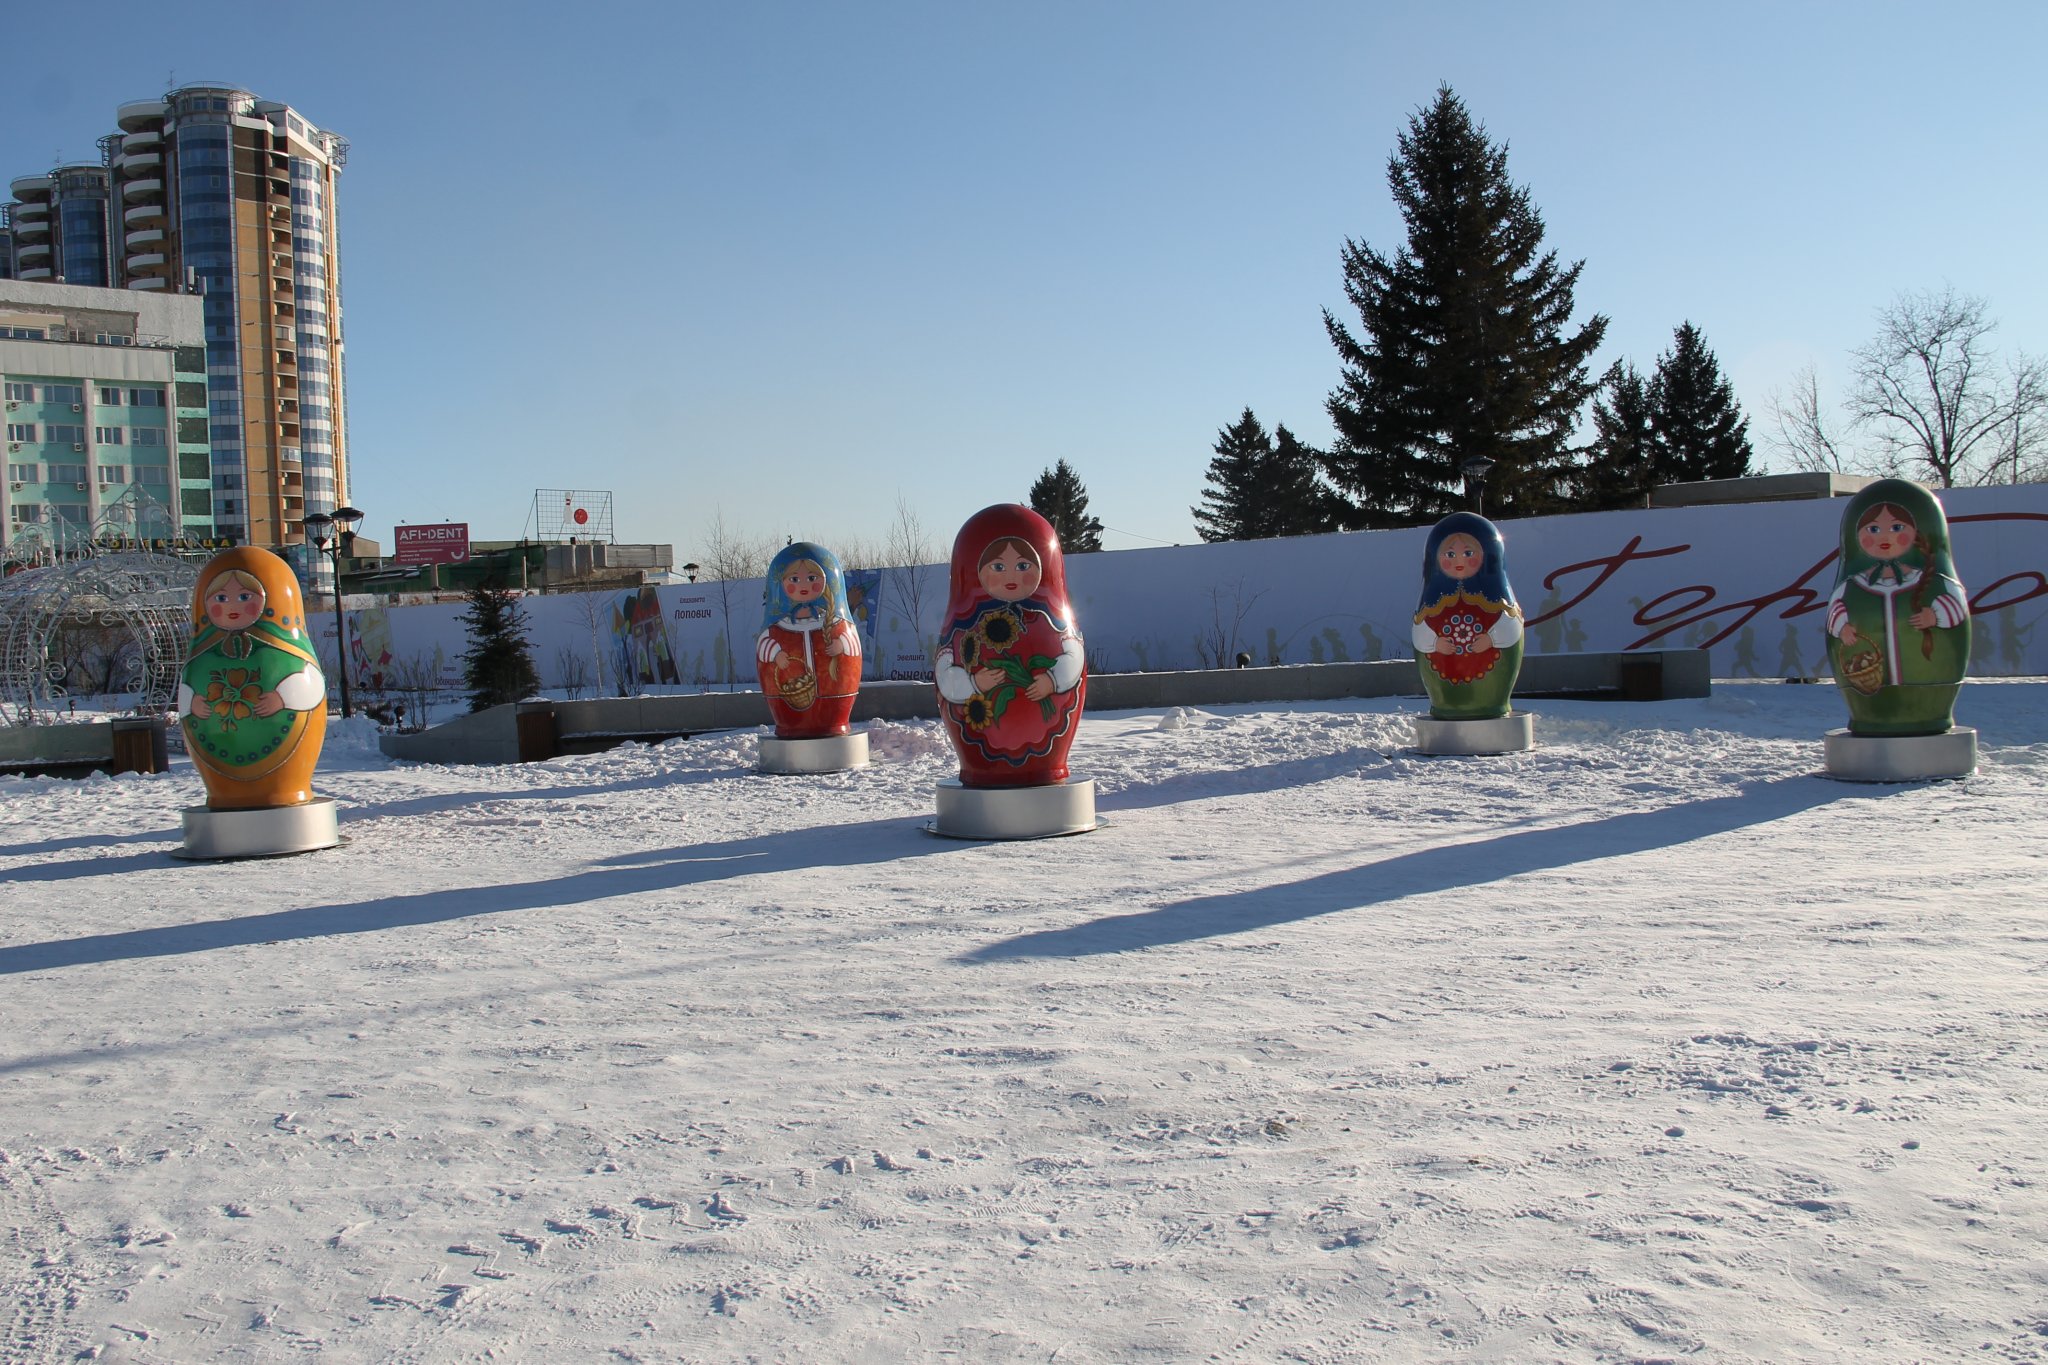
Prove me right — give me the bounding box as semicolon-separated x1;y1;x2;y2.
1823;727;1977;782
932;778;1097;840
1413;711;1535;755
176;798;342;860
758;730;871;774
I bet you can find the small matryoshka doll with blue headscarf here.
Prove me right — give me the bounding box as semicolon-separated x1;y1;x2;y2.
755;541;863;739
1412;512;1524;721
1825;479;1970;736
178;545;329;809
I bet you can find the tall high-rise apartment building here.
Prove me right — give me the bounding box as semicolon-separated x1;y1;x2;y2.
3;84;349;550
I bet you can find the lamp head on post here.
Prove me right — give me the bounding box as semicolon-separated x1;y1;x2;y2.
1460;456;1497;515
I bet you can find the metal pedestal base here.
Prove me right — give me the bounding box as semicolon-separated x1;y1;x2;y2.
931;778;1097;840
1823;727;1977;783
759;730;870;774
1413;711;1535;756
176;797;342;860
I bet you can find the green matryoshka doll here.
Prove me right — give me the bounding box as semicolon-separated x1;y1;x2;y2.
1824;479;1971;736
178;546;330;808
1412;512;1524;720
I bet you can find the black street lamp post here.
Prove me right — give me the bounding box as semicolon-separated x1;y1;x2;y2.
1461;456;1497;515
304;505;363;718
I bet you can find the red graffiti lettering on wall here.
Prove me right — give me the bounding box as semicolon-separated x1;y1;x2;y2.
1528;511;2048;652
1528;536;1691;625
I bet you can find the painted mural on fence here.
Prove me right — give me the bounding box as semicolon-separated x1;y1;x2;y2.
310;484;2048;708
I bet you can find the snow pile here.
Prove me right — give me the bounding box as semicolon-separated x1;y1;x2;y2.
1;682;2044;1362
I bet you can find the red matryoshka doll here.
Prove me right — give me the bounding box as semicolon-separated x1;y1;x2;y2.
755;541;862;739
178;546;328;809
935;504;1086;787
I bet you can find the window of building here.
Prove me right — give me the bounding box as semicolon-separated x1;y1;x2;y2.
6;424;35;443
97;464;125;484
47;463;87;484
132;428;165;447
43;385;83;406
213;472;242;491
10;505;44;525
181;489;211;516
4;383;33;402
222;499;237;515
95;428;125;446
135;465;168;485
128;388;166;407
7;463;36;482
46;425;85;446
0;327;47;341
98;387;124;406
96;333;134;346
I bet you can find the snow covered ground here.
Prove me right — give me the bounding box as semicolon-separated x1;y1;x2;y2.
2;682;2045;1364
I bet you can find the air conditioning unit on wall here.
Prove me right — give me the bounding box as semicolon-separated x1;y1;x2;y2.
75;482;87;490
70;403;82;412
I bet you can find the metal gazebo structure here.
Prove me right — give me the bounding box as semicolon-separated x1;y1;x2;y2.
0;547;198;727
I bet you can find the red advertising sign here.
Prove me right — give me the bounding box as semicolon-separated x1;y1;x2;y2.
393;522;470;566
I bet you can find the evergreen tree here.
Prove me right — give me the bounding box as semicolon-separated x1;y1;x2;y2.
1582;360;1655;510
1194;409;1343;542
1322;86;1608;527
1027;459;1104;553
459;574;541;712
1193;408;1273;542
1269;424;1342;536
1647;321;1754;484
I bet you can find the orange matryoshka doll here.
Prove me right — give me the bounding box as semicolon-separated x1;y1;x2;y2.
755;541;863;739
934;504;1086;787
177;546;328;809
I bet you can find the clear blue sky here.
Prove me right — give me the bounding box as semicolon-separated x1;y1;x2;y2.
10;1;2046;556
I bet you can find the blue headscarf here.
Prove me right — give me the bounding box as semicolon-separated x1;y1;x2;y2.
761;541;850;628
1418;512;1515;612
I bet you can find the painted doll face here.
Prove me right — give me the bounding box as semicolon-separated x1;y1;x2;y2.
1857;506;1917;562
978;541;1042;603
204;574;266;631
1436;532;1483;581
781;562;826;604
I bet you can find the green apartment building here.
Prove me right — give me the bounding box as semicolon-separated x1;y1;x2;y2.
1;279;214;557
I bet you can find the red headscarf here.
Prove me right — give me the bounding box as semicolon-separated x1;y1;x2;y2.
945;503;1072;622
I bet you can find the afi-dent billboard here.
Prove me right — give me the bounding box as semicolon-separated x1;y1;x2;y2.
392;522;470;566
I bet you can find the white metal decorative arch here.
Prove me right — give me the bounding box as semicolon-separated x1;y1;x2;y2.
0;550;197;726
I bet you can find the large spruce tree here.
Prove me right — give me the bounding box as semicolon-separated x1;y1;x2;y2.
1194;408;1341;541
1323;86;1607;527
459;574;541;712
1647;321;1754;484
1582;360;1656;510
1193;409;1272;542
1027;459;1104;553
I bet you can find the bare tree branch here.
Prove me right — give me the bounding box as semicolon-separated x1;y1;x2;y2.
1847;287;2046;486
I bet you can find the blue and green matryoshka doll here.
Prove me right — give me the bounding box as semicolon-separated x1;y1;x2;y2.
1825;479;1970;736
177;546;329;809
1412;512;1524;721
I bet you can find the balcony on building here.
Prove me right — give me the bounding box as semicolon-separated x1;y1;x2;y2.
124;228;166;250
17;241;52;262
127;276;169;291
120;177;163;203
9;174;53;201
117;100;168;132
